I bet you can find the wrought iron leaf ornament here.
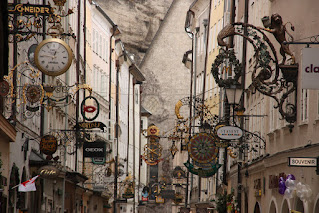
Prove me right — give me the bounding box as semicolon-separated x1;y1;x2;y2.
214;19;298;128
211;49;243;88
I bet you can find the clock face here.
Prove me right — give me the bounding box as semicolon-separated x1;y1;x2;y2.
35;38;72;76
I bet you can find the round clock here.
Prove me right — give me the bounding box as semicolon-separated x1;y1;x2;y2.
188;133;219;164
34;38;72;76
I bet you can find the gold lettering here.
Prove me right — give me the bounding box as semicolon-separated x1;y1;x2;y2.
29;7;33;13
41;7;45;14
24;6;29;13
45;8;50;14
35;7;41;13
16;4;23;13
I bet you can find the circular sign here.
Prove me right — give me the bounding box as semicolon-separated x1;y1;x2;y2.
217;126;243;140
24;85;43;104
40;135;58;155
188;133;219;163
81;96;100;121
38;165;60;179
0;80;10;96
147;125;159;136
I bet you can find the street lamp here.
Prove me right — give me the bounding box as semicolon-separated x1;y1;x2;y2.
225;85;243;106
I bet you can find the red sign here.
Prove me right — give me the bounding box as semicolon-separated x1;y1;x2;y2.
142;196;148;201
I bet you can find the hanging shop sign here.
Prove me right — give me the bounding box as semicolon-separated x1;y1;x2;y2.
93;184;105;192
0;80;10;97
142;129;163;165
301;48;319;89
160;190;175;199
8;3;53;16
172;166;186;179
156;195;165;204
81;96;100;121
83;142;105;158
288;157;317;167
75;121;106;131
217;126;243;140
147;125;160;136
188;133;219;163
141;186;149;201
92;157;105;164
174;193;184;205
184;160;221;178
40;135;58;155
38;165;60;179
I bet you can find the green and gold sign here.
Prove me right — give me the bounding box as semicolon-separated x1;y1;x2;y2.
8;3;53;16
184;160;221;178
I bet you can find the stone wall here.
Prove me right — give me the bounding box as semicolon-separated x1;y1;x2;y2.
96;0;174;64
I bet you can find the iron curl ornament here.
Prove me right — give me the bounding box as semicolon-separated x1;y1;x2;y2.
213;16;298;130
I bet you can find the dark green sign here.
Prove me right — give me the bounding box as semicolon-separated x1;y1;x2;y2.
184;160;221;178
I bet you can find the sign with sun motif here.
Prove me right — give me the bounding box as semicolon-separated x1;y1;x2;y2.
188;133;219;164
147;125;160;136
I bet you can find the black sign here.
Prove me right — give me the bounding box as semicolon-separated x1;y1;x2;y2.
38;165;60;179
160;190;175;199
8;3;53;16
83;142;105;158
75;121;106;131
40;135;58;156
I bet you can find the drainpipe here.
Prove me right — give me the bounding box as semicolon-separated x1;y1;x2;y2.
132;79;136;213
237;0;249;212
127;72;130;175
75;0;81;172
113;59;120;213
184;9;195;208
201;0;212;104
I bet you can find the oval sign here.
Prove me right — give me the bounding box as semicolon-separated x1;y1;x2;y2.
38;165;60;179
217;126;243;140
40;135;58;155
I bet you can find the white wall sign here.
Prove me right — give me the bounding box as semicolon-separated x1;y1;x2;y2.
288;157;317;167
217;126;243;140
301;48;319;89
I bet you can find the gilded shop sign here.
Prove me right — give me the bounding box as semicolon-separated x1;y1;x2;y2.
38;165;60;179
75;121;107;131
8;3;53;16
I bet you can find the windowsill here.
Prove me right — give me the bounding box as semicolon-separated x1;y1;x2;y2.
298;121;308;128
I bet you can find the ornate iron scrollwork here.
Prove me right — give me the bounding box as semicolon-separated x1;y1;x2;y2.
213;17;298;130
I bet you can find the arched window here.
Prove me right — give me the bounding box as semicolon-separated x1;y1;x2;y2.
314;197;319;213
282;199;289;213
295;198;304;212
254;202;261;213
269;200;277;213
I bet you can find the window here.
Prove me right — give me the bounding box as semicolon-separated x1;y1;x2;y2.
99;34;102;56
208;26;213;53
93;29;96;52
213;24;216;50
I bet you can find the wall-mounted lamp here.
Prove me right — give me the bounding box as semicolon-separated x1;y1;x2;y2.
225;85;243;105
